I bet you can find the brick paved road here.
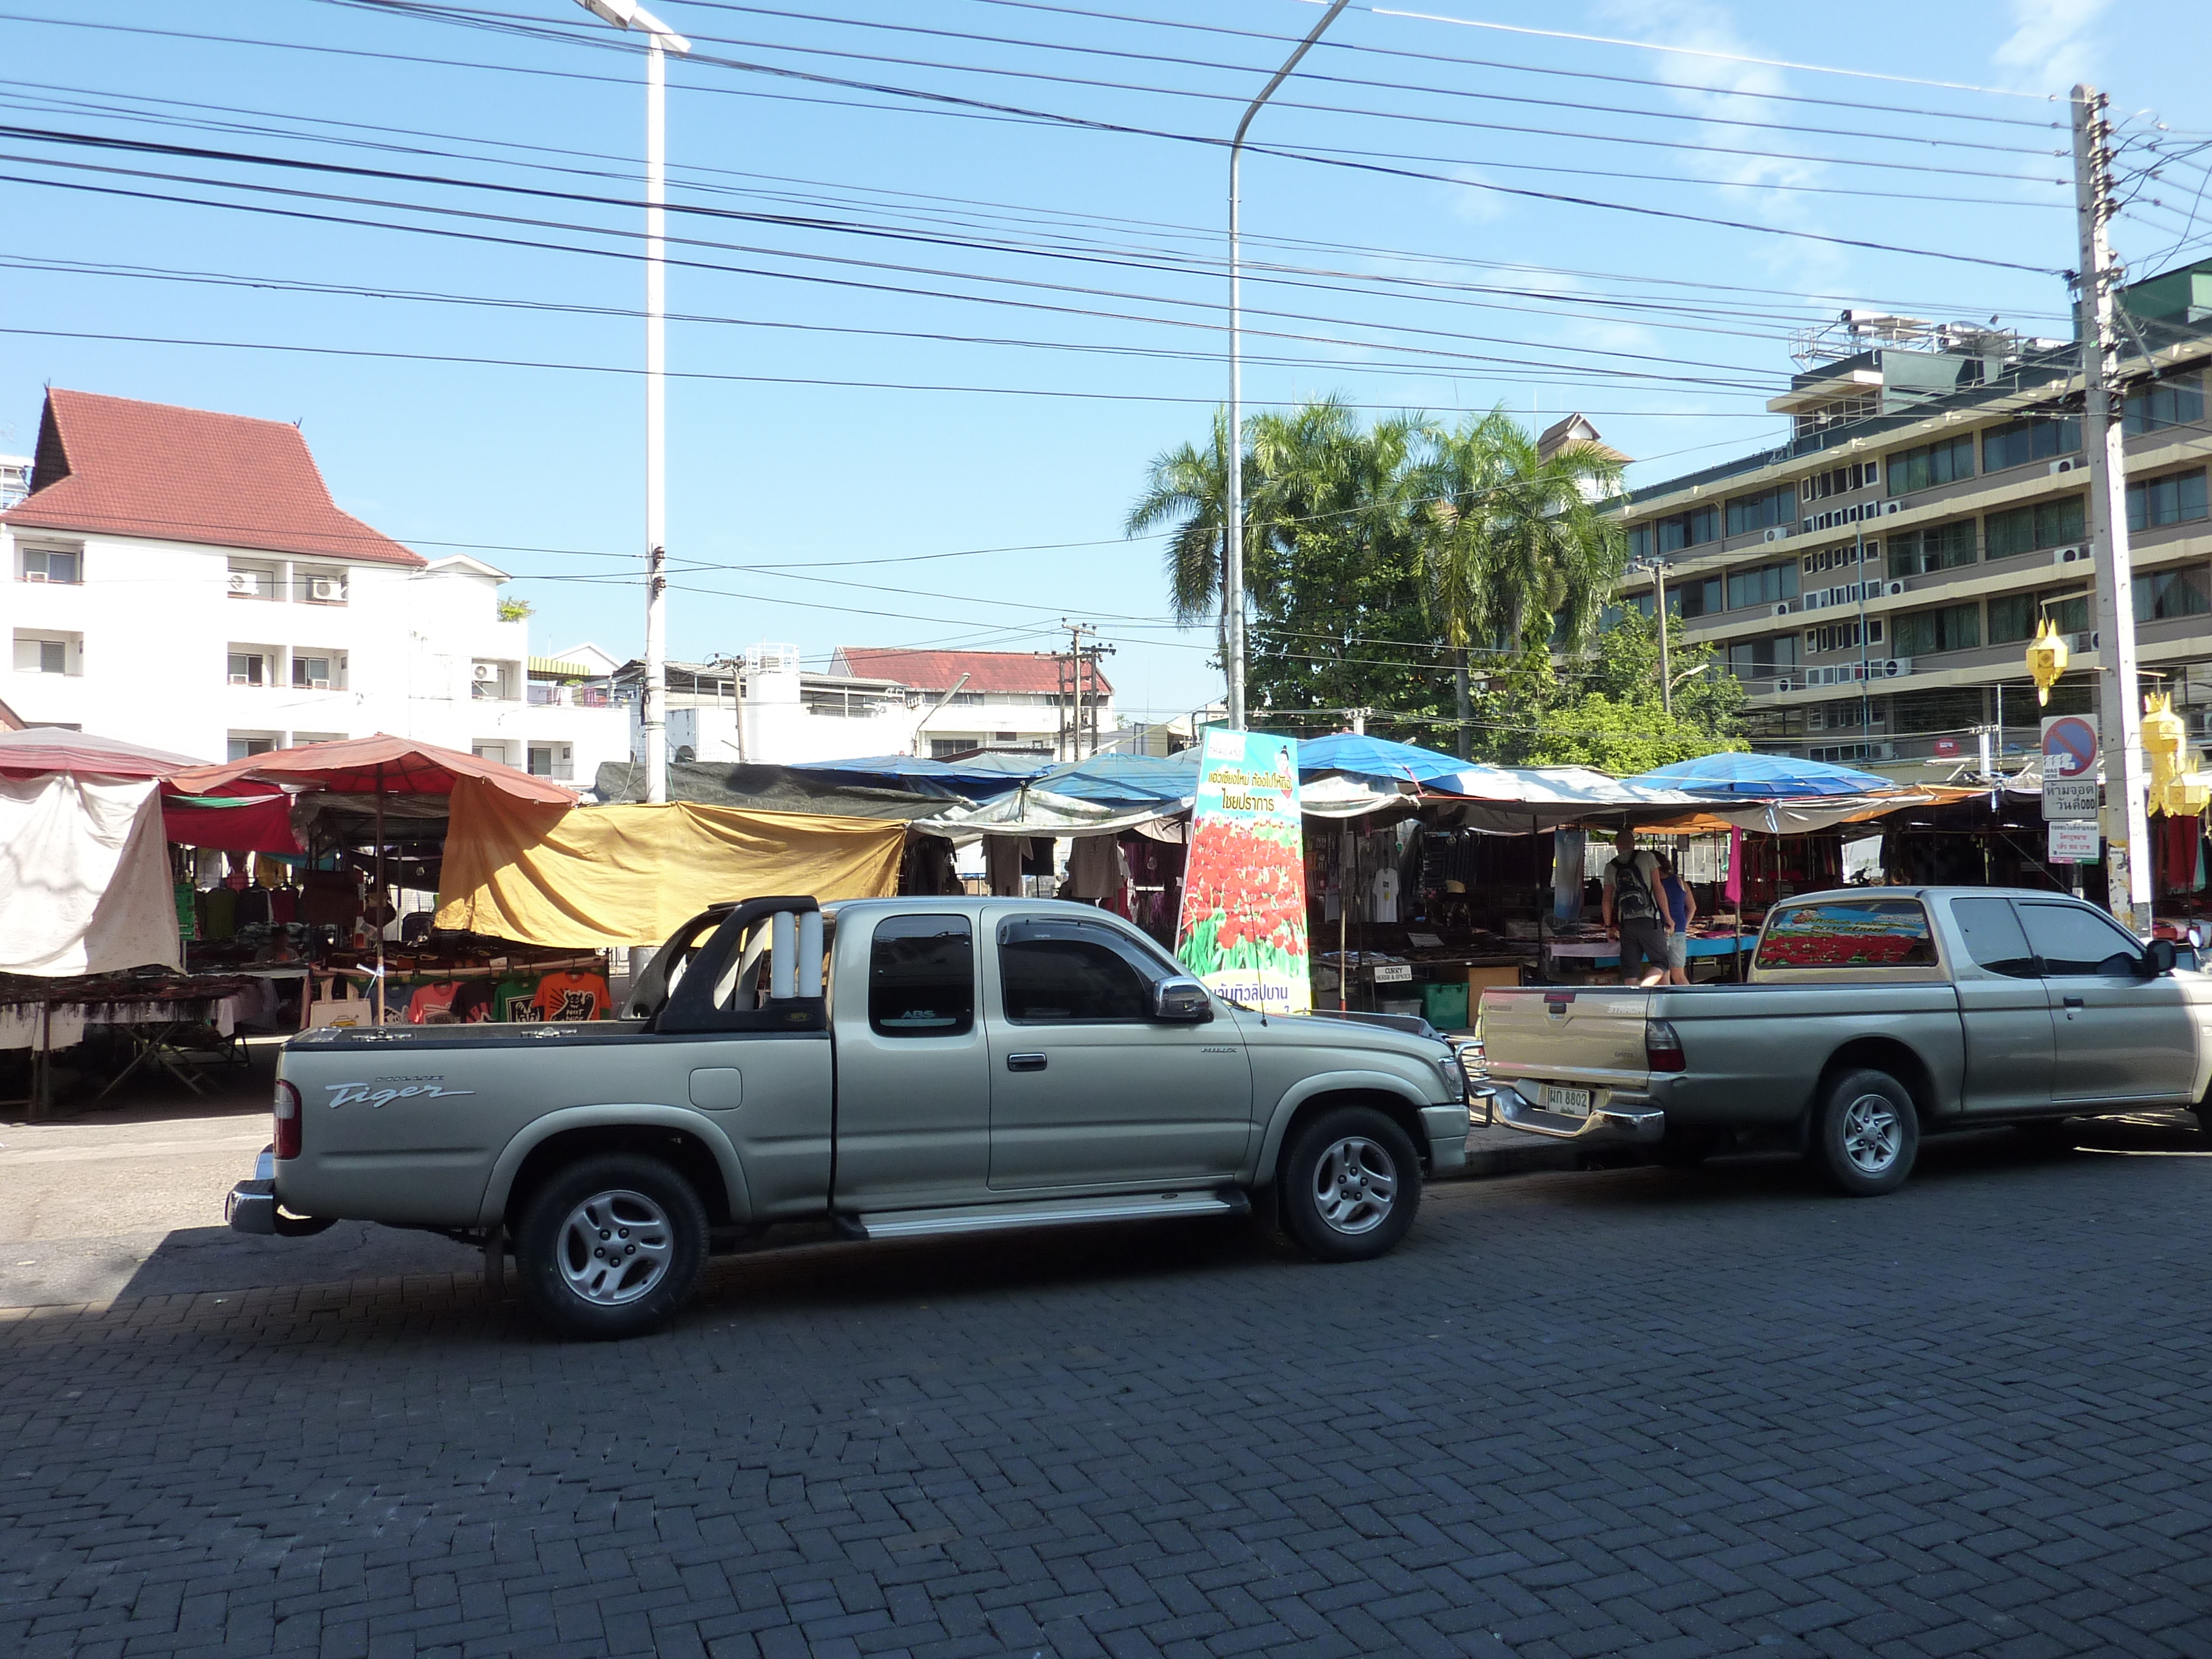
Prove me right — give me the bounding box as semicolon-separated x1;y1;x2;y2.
5;1121;2212;1658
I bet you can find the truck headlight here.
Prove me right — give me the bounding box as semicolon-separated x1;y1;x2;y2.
1439;1055;1467;1098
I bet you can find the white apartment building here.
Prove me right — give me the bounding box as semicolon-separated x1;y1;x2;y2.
0;389;628;779
613;643;1116;774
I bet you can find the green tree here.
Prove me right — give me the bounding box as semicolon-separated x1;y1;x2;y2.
1125;407;1238;666
1472;609;1745;771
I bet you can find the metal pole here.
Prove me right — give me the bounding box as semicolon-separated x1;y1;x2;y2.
1653;560;1672;716
642;32;670;804
1225;0;1349;731
2073;84;2152;930
372;762;387;1027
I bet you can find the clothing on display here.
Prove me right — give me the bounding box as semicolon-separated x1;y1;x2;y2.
531;971;612;1022
1370;866;1401;924
984;834;1025;897
495;978;540;1022
406;982;461;1024
174;880;199;942
1067;836;1128;900
197;885;237;940
1551;828;1586;922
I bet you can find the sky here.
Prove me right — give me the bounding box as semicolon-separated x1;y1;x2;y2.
4;0;2211;726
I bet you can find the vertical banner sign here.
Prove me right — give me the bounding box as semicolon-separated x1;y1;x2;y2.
1176;730;1310;1014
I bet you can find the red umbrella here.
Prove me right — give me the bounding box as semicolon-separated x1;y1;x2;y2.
0;726;208;780
168;734;577;1021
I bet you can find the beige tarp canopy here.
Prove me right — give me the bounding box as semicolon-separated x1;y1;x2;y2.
434;776;906;948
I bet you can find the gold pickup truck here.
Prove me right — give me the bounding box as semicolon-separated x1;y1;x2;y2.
1476;886;2212;1195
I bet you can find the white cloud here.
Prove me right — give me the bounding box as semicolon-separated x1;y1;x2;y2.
1993;0;2113;94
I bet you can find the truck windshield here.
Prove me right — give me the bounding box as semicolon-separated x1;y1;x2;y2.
1755;899;1936;970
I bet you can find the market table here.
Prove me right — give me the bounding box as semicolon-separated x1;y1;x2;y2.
0;976;256;1118
1543;933;1750;976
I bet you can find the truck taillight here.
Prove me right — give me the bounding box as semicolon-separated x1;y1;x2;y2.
273;1079;302;1160
1646;1019;1686;1073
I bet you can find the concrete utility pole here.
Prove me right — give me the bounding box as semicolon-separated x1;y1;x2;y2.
1059;622;1111;760
2073;83;2153;931
572;0;689;804
1652;560;1672;716
1225;0;1349;731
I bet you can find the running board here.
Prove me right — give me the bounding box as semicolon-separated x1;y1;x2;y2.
843;1188;1248;1242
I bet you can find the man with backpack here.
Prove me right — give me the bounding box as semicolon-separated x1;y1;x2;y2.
1600;828;1667;987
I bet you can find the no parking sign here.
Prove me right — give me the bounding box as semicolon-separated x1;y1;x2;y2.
2041;714;2099;780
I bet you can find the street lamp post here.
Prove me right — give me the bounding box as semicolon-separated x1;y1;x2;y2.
1224;0;1348;731
571;0;690;804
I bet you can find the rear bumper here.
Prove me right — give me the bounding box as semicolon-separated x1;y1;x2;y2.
226;1148;337;1237
1476;1084;1665;1145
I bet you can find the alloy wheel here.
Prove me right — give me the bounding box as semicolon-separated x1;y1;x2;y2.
556;1188;674;1305
1311;1135;1398;1235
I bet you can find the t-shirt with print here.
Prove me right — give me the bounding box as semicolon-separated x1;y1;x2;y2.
531;971;611;1022
1606;853;1660;924
495;979;541;1022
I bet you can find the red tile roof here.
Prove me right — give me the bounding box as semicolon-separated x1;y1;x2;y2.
0;389;424;566
834;647;1113;696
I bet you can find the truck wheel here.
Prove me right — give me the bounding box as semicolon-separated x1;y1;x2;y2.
1279;1107;1421;1262
1812;1070;1919;1196
514;1154;708;1340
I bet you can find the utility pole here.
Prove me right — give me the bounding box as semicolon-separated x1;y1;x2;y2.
1652;560;1672;716
1059;622;1109;760
2073;83;2152;931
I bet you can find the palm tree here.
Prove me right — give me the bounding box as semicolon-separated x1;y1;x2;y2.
1125;407;1236;666
1413;410;1627;756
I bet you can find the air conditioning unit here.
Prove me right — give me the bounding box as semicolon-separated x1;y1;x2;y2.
226;572;257;595
2049;457;2082;475
1764;526;1789;543
1884;580;1906;597
308;577;344;601
1772;600;1792;617
227;672;251;685
306;678;331;691
1879;743;1897;760
472;662;498;682
1882;500;1905;516
2053;544;2092;566
1876;657;1912;677
2068;630;2099;653
23;570;49;584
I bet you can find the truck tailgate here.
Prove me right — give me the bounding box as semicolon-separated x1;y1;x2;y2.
1479;986;1652;1099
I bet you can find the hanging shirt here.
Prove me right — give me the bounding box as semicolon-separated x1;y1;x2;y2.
1370;866;1401;924
495;979;540;1022
532;971;612;1022
406;983;461;1024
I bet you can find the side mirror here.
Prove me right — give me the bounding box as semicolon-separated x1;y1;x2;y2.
1152;976;1213;1022
2144;939;2179;977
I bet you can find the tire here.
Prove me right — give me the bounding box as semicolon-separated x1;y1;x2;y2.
1279;1106;1421;1262
1812;1069;1919;1196
514;1153;709;1340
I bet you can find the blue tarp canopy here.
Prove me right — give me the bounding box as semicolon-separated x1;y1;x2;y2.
784;754;1030;796
1625;751;1892;799
1027;751;1201;807
1296;731;1470;783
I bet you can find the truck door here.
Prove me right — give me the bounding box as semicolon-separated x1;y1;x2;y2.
832;913;992;1208
1946;896;2053;1116
984;912;1253;1190
2017;900;2197;1105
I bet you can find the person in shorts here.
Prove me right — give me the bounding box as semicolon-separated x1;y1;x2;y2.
1653;852;1697;985
1601;828;1667;987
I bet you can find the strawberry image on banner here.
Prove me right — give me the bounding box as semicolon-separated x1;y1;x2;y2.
1175;729;1310;1015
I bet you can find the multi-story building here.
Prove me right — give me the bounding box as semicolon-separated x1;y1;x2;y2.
0;388;628;777
0;454;30;510
1611;257;2212;781
618;643;1117;768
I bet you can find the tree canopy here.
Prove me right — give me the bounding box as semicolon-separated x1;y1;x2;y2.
1127;400;1744;768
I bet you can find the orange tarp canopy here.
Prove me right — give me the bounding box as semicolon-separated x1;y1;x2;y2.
169;732;574;805
433;775;906;948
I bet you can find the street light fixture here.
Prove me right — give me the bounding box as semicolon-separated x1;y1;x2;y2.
568;0;690;803
1224;0;1348;731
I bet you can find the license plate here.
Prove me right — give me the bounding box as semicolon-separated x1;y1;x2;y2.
1544;1085;1592;1115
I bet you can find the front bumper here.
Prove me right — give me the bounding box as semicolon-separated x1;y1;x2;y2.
1421;1103;1469;1174
1475;1083;1665;1146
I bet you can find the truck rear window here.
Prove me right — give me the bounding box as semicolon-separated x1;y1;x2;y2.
1754;899;1936;970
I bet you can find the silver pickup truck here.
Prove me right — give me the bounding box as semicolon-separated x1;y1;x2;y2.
1478;885;2211;1196
227;896;1470;1338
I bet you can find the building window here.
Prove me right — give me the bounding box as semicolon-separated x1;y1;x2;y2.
13;631;75;674
1724;560;1798;612
226;732;280;761
1891;603;1981;657
1886;434;1974;495
1674;574;1722;618
292;731;346;746
1985;495;2086;558
295;567;349;605
471;742;513;765
1724;483;1797;537
994;731;1017;742
1982;415;2081;473
2125;468;2209;534
291;652;343;690
1805;621;1879;654
2124;374;2205;437
1989;585;2088;645
227;648;274;686
1654;503;1719;554
2134;567;2212;623
19;545;81;584
1726;634;1799;685
1800;460;1880;502
1891;687;1985;734
226;561;278;600
1626;525;1651;560
527;743;574;781
1889;521;1978;576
